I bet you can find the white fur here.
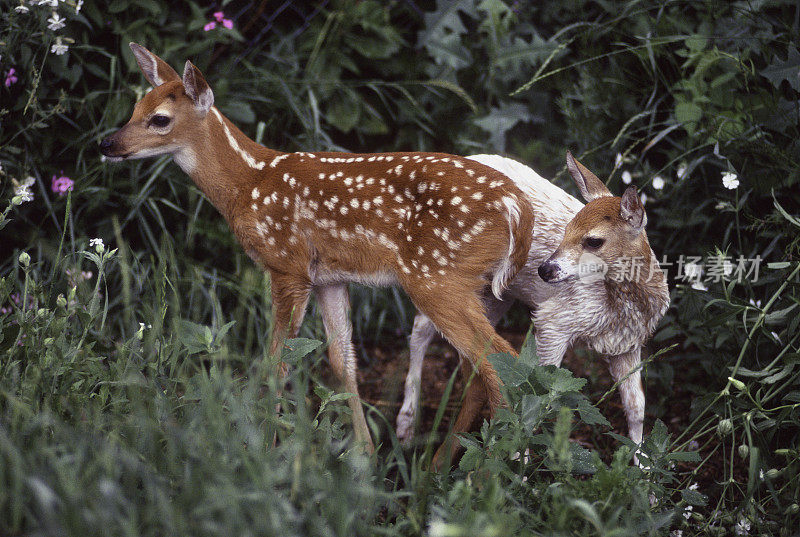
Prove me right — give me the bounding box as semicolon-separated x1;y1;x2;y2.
397;155;669;460
211;108;266;170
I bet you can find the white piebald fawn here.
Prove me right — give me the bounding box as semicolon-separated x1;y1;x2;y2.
101;44;535;466
397;153;669;462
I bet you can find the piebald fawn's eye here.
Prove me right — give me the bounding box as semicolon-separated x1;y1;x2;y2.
150;114;171;128
584;237;605;249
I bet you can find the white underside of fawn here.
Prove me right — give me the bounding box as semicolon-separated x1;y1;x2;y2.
397;154;670;464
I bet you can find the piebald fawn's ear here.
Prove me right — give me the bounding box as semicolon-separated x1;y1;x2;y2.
129;43;180;87
182;60;214;115
566;150;612;202
620;186;647;232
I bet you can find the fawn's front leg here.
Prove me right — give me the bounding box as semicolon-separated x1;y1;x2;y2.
268;272;312;380
315;283;374;454
607;348;645;464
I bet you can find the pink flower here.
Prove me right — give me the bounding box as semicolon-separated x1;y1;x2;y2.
4;68;18;87
51;172;74;196
205;11;233;31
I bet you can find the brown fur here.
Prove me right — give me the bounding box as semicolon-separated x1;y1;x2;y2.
102;45;535;464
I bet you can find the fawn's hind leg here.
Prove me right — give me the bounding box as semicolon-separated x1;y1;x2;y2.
403;283;516;469
398;296;513;445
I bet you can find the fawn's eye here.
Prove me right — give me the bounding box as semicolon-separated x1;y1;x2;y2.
584;237;605;249
149;114;171;128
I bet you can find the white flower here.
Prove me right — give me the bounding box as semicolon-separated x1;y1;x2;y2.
76;0;83;12
749;298;762;308
670;531;683;537
722;171;739;189
688;482;699;491
734;517;751;536
15;3;29;13
621;170;632;184
12;176;35;203
683;504;694;520
47;12;66;31
89;238;105;253
615;153;623;167
640;192;648;205
37;0;58;6
51;37;68;55
676;162;688;180
652;175;665;190
771;331;782;344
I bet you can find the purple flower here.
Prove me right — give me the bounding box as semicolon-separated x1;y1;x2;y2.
51;172;74;196
4;68;18;87
205;11;233;31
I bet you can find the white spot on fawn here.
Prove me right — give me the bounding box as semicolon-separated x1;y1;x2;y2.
252;187;260;199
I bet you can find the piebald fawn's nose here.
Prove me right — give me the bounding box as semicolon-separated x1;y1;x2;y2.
538;262;555;282
99;138;114;155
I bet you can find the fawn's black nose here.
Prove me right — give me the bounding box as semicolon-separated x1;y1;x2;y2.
538;262;555;282
99;138;115;155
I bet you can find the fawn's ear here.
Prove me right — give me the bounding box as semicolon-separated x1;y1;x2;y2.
182;60;214;115
566;150;612;202
620;186;647;232
129;43;180;87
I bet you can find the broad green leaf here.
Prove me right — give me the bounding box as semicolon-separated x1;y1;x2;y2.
489;352;531;387
760;47;800;92
281;338;323;366
681;488;708;506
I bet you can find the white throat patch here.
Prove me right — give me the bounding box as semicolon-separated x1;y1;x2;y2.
210;107;266;170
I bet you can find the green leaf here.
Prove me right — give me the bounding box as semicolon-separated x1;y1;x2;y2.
489;352;531;388
681;488;708;506
533;366;586;395
760;47;800;92
570;443;597;475
281;338;323;366
675;101;702;127
520;394;545;432
472;103;532;152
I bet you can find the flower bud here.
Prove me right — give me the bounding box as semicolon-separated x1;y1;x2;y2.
765;468;780;479
11;195;24;206
737;444;749;459
717;418;733;436
18;252;30;267
37;308;47;318
786;504;799;516
56;294;67;308
727;377;746;391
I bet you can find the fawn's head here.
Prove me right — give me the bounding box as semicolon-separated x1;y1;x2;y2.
100;43;213;169
538;151;649;284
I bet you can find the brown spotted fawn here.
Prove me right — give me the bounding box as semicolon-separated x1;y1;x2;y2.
397;153;669;464
100;43;535;466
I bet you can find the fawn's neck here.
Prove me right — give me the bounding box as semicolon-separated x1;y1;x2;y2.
175;107;282;220
603;242;669;322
